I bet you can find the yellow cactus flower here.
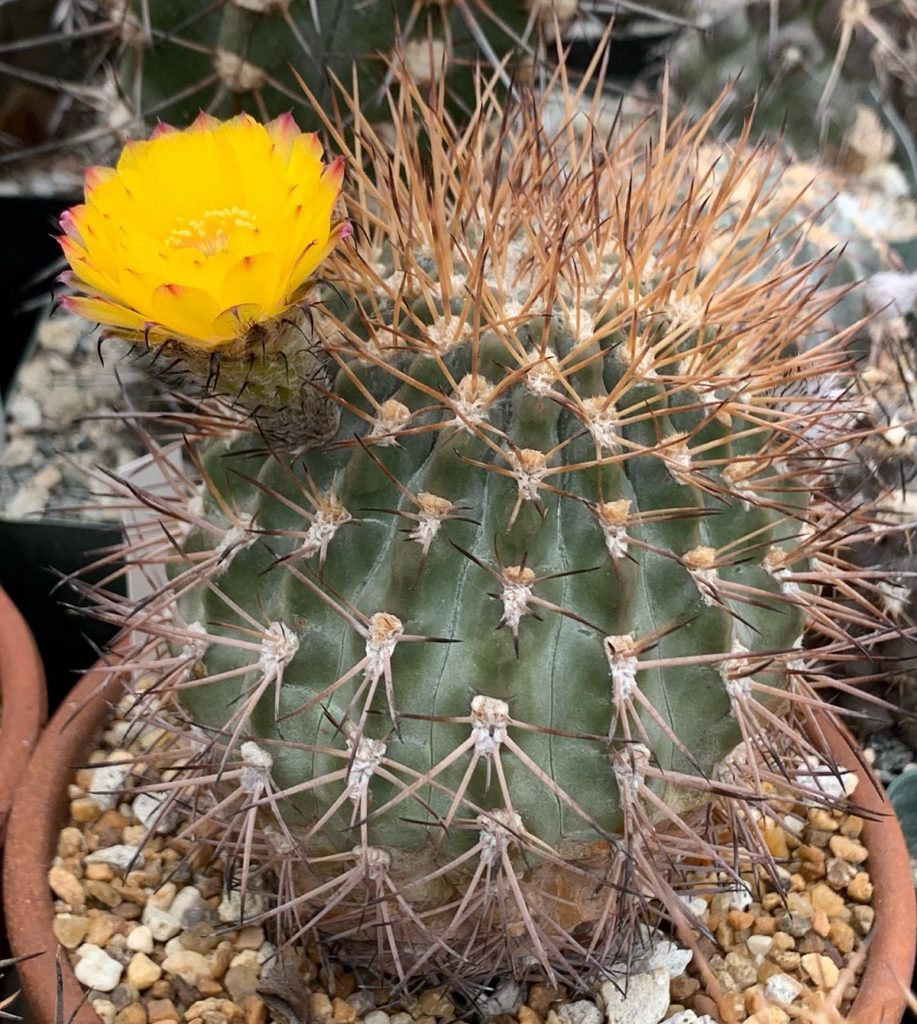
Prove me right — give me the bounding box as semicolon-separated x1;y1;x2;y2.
59;113;350;351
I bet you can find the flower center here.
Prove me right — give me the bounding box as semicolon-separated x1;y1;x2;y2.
165;206;258;256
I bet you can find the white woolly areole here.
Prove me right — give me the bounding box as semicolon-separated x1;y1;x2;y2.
613;743;650;800
510;448;548;502
214;513;257;570
451;375;492;430
720;641;754;706
525;352;561;397
365;612;403;678
239;741;273;794
408;492;454;554
500;566;536;636
478;808;523;866
259;621;299;677
369;400;411;446
346;733;387;800
604;634;639;702
581;397;620;453
299;495;351;561
180;621;210;663
425;314;471;353
356;846;392;879
470;694;510;756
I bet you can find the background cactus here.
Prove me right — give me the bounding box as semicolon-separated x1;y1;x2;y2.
68;64;909;996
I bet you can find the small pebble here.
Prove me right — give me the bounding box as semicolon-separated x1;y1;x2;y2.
74;944;124;992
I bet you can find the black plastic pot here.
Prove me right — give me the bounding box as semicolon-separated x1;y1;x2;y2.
0;195;76;401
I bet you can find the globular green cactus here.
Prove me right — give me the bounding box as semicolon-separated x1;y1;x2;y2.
69;64;905;999
665;0;916;160
116;0;568;135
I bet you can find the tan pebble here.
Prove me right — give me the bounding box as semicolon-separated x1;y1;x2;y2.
789;873;806;892
852;904;875;935
756;960;782;984
148;981;174;999
828;919;855;954
728;909;756;930
843;984;859;1003
670;975;700;1002
161;949;210;985
764;826;789;859
234;926;264;950
690;994;719;1017
527;984;562;1017
716;921;735;948
746;1010;789;1024
53;913;89;949
71;797;103;823
58;828;85;858
771;931;796;951
151;882;178;910
809;882;845;917
825;857;857;890
85;880;122;908
797;844;825;865
210;944;234;981
242;997;267;1024
807;809;839;832
85;912;120;946
114;1005;147;1024
725;951;758;989
828;835;868;863
761;893;783;912
801;952;840;989
414;1017;436;1024
799;860;826;882
48;866;85;908
796;933;825;954
331;998;356;1024
334;973;356;999
146;1000;179;1024
753;916;777;936
720;993;745;1019
127;952;162;991
847;871;873;903
311;994;333;1021
197;979;225;998
771;950;801;971
806;830;833;849
786;892;813;916
839;814;863;837
185;1001;225;1020
85;863;115;882
811;910;831;937
416;989;454;1017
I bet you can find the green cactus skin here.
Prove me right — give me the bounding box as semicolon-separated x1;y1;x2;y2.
85;69;903;990
118;0;548;134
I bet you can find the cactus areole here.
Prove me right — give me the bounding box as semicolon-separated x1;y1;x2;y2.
63;69;897;987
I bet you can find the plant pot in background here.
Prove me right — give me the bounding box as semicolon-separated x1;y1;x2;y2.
3;658;915;1024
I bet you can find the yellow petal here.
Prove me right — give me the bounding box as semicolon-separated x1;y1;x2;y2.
150;283;223;343
59;294;149;331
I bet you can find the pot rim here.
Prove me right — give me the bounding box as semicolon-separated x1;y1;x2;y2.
3;659;914;1024
0;585;47;844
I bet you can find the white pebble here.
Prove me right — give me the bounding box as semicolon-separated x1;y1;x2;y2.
797;757;858;799
555;1001;602;1024
73;945;123;992
600;968;670;1023
745;934;773;958
764;972;804;1004
662;1013;716;1024
364;1013;390;1024
169;885;210;925
132;792;179;834
141;904;181;942
88;763;132;811
475;978;524;1017
646;939;692;979
218;888;267;924
126;925;154;954
85;845;140;873
91;1000;117;1024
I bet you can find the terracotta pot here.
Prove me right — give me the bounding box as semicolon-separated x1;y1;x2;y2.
0;586;46;850
3;661;915;1024
0;585;46;959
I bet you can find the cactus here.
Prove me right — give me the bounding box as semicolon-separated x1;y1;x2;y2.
665;0;917;161
64;63;907;998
